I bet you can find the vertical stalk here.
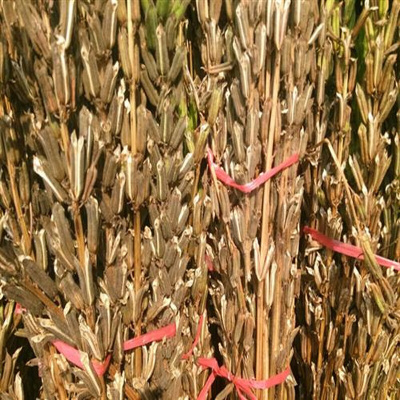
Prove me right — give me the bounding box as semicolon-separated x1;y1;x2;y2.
127;0;142;377
264;54;281;400
7;161;31;255
257;51;275;400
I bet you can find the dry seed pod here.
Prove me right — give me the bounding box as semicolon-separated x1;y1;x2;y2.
80;37;101;98
52;202;75;255
176;205;190;235
161;102;174;144
106;263;127;302
170;117;187;150
34;59;58;114
4;284;44;315
230;80;245;120
33;157;69;203
52;36;70;108
193;124;210;163
0;246;18;277
102;151;119;189
59;272;84;310
102;0;118;50
16;1;51;60
141;40;160;82
87;12;105;55
111;171;126;215
118;28;132;78
109;87;125;136
33;230;48;272
22;258;58;299
155;25;170;76
156;160;168;201
145;5;158;50
235;3;250;50
37;128;65;182
238;54;251;100
100;61;119;104
232;121;245;163
58;0;75;49
70;131;85;200
165;14;178;50
208;86;223;126
18;160;30;206
141;67;160;106
10;61;34;104
85;197;99;254
168;46;186;82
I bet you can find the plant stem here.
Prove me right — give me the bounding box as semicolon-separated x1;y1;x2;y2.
127;0;142;377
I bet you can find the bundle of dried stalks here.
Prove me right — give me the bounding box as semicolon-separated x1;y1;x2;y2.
297;1;400;399
0;0;207;398
194;0;309;399
0;1;399;400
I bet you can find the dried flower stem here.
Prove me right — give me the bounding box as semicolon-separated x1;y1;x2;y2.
127;0;142;377
6;161;31;255
266;55;282;400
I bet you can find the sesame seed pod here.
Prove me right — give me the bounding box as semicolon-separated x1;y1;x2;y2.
118;28;132;79
208;86;223;127
34;59;58;115
156;0;170;20
165;15;178;51
154;218;166;258
155;24;170;76
111;172;126;215
102;152;119;190
169;116;187;150
85;197;99;255
102;0;118;50
109;86;125;136
156;159;168;201
232;121;245;163
141;42;160;82
160;101;174;144
235;3;249;50
3;284;44;315
140;67;160;106
33;157;69;203
18;160;30;206
100;61;119;104
167;46;186;83
23;258;58;298
70;131;85;201
145;5;158;50
87;13;105;55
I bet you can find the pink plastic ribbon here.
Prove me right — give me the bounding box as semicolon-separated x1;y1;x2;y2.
14;303;26;314
51;323;177;376
183;313;290;399
52;340;111;376
123;323;176;351
207;148;299;194
205;254;214;272
304;226;400;271
197;357;291;400
182;312;205;360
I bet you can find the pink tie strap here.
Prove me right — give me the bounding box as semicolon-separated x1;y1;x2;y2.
304;226;400;271
207;148;299;194
197;357;291;400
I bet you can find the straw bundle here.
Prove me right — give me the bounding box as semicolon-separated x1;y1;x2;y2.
0;1;399;400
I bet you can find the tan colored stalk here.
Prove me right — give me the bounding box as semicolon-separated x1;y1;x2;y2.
266;55;282;400
256;61;274;400
127;0;142;377
6;161;31;255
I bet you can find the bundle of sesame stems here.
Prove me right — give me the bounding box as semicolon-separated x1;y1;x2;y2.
0;1;399;399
